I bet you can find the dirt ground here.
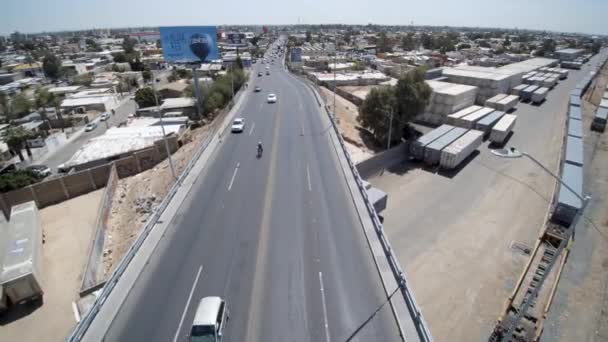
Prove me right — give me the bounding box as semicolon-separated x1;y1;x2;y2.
542;60;608;342
101;122;215;277
0;190;103;342
318;87;375;163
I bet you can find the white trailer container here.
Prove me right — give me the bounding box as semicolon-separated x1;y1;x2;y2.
424;127;468;165
446;105;482;125
521;85;539;101
532;87;549;104
600;99;608;109
556;68;568;79
542;76;557;88
484;93;508;109
0;202;43;305
603;91;608;100
410;124;455;160
440;130;483;169
495;95;519;112
476;110;506;135
459;107;494;128
511;84;528;96
489;114;517;144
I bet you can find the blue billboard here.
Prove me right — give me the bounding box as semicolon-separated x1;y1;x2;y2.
160;26;219;63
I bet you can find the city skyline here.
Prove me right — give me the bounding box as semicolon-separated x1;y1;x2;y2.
2;0;607;36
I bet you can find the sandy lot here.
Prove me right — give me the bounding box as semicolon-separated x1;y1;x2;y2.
0;190;103;342
318;86;375;163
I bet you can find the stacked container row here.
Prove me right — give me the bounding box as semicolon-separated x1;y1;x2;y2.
410;124;455;160
489;114;517;144
476;110;507;136
424;127;468;165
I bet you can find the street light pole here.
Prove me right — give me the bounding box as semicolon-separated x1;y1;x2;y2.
491;147;590;340
387;107;394;150
152;80;177;180
333;33;337;120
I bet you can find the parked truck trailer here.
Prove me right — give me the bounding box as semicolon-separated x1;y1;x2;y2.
489;114;517;145
423;127;468;165
410;124;455;160
439;130;483;169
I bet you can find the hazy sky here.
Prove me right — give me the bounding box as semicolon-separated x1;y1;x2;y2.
2;0;606;36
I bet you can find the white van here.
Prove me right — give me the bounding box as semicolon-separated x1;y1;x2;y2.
189;296;228;342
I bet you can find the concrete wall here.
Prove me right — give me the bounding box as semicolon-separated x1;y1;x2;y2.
356;143;409;179
80;164;118;295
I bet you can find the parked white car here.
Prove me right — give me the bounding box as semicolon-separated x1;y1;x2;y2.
100;112;110;121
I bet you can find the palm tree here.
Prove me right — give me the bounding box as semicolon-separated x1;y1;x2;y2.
2;127;33;161
35;88;61;133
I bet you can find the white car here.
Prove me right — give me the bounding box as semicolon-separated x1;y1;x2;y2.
85;122;98;132
100;112;110;121
267;94;277;103
231;118;245;133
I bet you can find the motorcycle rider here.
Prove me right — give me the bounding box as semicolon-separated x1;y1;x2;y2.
257;141;263;155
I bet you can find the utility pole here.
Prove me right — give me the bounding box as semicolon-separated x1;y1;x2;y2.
333;32;337;120
387;107;394;150
152;79;177;180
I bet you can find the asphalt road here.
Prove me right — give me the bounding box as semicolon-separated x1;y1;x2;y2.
102;44;401;341
43;99;136;172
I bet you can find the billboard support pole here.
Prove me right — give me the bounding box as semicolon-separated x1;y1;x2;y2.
192;66;203;118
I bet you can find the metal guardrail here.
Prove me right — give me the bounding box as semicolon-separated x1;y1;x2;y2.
301;78;433;341
67;90;245;341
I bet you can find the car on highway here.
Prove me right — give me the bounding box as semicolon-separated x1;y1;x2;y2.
254;86;261;92
100;112;110;121
231;118;245;133
267;94;277;103
188;296;228;342
258;72;263;77
266;70;270;75
26;164;52;178
85;122;98;132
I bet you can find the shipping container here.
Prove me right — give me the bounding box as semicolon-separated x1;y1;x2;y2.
570;95;581;107
565;136;584;166
495;95;519;112
511;84;528;96
603;91;608;100
423;127;468;165
552;163;583;226
592;107;608;132
460;107;494;128
484;94;508;109
410;124;455;160
600;99;608;109
446;105;482;125
440;130;483;169
489;114;517;144
568;118;583;138
476;110;506;135
521;85;540;101
532;87;549;104
0;202;43;305
569;105;582;120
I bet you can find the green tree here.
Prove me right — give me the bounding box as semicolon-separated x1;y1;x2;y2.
0;93;8;117
234;56;244;70
122;37;137;54
458;43;472;50
42;52;62;79
351;60;366;71
156;39;162;49
420;33;434;50
306;31;312;43
2;126;34;161
358;86;395;143
401;33;416;51
34;88;61;127
112;52;128;63
10;93;32;118
142;68;152;83
358;69;431;144
504;36;511;47
392;69;432;136
135;87;157;108
204;91;224;114
592;41;602;54
129;57;144;72
536;39;556;57
377;31;392;53
73;73;93;86
0;171;40;193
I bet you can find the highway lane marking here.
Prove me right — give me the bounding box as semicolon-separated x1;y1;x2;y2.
307;164;312;191
227;163;240;191
249;122;255;136
173;265;203;342
319;271;331;342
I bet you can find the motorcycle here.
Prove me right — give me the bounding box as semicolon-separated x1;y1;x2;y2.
257;144;263;158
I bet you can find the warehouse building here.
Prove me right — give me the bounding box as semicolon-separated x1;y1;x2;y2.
555;48;585;62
